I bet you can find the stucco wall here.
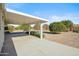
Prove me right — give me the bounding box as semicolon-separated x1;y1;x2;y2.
0;12;4;52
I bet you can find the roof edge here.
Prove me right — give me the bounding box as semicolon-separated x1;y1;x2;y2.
6;8;48;22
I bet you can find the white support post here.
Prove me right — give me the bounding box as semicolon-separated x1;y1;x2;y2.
29;24;30;35
40;24;43;39
29;30;30;35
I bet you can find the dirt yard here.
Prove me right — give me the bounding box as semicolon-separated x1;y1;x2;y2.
44;32;79;48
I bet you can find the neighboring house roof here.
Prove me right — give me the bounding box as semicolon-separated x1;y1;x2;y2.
5;8;48;24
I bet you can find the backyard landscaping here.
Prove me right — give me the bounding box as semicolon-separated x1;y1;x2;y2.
44;20;79;48
44;32;79;48
6;20;79;49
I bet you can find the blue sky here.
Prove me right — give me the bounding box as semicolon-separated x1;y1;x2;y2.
6;3;79;24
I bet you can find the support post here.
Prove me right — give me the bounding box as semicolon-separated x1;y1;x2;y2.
29;30;30;35
29;24;30;35
40;24;43;39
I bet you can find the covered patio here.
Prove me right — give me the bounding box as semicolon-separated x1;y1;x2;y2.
5;8;48;39
1;7;79;56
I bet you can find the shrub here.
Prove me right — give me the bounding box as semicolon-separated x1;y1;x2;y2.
73;28;79;33
73;30;79;33
15;26;21;30
30;31;44;38
49;22;67;33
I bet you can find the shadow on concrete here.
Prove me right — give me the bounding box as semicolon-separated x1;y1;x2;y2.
1;32;28;56
1;33;17;56
44;32;60;34
10;32;29;37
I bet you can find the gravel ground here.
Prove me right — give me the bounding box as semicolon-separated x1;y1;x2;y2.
44;32;79;48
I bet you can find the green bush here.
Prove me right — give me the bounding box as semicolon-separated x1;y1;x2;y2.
49;22;67;33
61;20;73;31
30;31;44;38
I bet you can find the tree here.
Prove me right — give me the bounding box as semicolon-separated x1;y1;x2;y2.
49;22;67;33
18;24;31;31
33;23;40;30
61;20;73;31
43;24;49;30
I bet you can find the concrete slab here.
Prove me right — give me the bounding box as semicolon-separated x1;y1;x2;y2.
12;35;79;56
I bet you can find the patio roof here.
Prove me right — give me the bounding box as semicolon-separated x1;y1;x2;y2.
5;8;48;25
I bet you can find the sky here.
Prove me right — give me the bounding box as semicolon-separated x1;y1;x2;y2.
6;3;79;24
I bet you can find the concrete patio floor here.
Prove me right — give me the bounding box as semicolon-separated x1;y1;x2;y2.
2;32;79;56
